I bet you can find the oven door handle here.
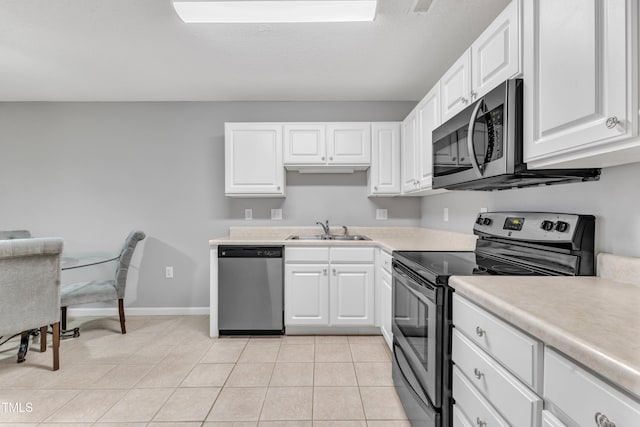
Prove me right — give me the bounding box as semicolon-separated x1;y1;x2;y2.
393;268;437;305
467;98;485;178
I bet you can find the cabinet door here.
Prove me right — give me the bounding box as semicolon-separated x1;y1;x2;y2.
416;84;441;189
523;0;634;167
330;264;374;326
471;0;521;99
380;269;393;349
326;123;371;165
370;122;401;195
441;49;472;123
285;264;329;326
283;124;326;165
542;410;567;427
225;123;284;196
401;112;418;193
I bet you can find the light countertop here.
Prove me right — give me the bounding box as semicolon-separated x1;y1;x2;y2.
449;273;640;399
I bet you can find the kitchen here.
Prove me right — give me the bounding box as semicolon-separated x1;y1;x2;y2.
1;0;640;425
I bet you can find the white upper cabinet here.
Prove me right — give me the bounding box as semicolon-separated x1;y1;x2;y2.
225;123;285;197
369;122;401;196
471;0;521;99
523;0;640;169
416;84;441;189
401;111;418;193
326;123;372;165
440;0;522;124
441;50;472;123
283;124;326;165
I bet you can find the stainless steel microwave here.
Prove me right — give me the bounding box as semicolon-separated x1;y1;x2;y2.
431;79;600;191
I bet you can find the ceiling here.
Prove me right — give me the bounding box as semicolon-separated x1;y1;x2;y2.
0;0;509;101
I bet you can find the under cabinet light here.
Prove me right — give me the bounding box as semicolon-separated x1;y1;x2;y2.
173;0;377;23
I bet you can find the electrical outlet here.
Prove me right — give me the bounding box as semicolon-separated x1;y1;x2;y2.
165;266;174;279
271;209;282;220
376;209;388;220
480;207;488;213
443;207;449;222
245;209;253;220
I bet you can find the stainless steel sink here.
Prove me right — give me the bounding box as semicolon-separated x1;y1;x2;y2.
286;234;370;241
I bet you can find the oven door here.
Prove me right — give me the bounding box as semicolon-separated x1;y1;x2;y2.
392;261;442;408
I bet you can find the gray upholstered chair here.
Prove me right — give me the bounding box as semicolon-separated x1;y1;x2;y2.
0;237;64;370
60;230;145;335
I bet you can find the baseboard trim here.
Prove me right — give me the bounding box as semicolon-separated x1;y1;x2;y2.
67;307;209;317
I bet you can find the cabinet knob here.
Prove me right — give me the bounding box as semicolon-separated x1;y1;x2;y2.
595;412;616;427
374;186;378;191
476;418;486;427
332;268;337;276
461;97;469;105
321;156;325;161
329;156;334;161
277;186;281;191
473;368;484;379
323;268;327;276
605;116;619;129
475;326;485;337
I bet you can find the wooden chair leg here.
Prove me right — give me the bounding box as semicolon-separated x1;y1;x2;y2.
118;298;126;334
17;331;29;363
61;306;67;330
40;326;47;352
52;322;60;371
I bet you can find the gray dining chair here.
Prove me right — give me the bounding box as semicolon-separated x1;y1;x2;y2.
60;230;146;336
0;237;64;370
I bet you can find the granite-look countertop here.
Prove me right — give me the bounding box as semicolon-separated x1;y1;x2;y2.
209;226;478;252
449;260;640;399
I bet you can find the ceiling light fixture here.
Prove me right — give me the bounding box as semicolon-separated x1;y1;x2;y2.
173;0;377;24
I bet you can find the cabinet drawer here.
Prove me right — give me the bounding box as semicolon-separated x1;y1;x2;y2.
380;250;393;273
542;410;567;427
285;247;329;263
452;294;541;390
330;247;374;263
452;365;509;427
544;349;640;427
452;329;542;427
452;404;474;427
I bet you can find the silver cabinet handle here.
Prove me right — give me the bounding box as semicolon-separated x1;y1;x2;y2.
321;156;325;161
332;268;337;276
329;156;334;161
473;368;484;379
595;412;616;427
476;418;486;427
475;326;485;337
323;268;327;276
470;90;477;100
461;97;469;105
374;186;378;191
606;116;619;129
277;186;281;191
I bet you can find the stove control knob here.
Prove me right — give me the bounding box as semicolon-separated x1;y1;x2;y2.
541;220;554;231
482;218;492;226
476;216;484;225
555;221;569;232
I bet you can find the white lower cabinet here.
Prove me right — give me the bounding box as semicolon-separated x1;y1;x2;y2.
285;247;374;327
452;366;510;427
542;410;566;427
380;269;392;348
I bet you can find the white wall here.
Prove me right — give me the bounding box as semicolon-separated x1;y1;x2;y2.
421;162;640;257
0;101;419;309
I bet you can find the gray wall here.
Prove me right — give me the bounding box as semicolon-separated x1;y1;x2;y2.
0;101;419;309
421;162;640;257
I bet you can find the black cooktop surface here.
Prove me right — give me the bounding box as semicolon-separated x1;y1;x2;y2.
393;250;547;283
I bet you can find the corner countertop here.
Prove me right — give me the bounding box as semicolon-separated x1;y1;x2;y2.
449;273;640;399
209;226;478;253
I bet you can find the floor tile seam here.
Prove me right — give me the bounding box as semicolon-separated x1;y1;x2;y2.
96;386;175;424
349;343;367;420
37;388;84;424
201;357;238;422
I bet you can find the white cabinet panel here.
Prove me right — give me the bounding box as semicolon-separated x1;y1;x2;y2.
452;366;510;427
225;123;284;196
401;112;418;193
523;0;638;168
452;404;474;427
330;264;375;326
285;264;329;325
416;83;441;189
370;122;401;195
441;50;472;123
472;0;521;99
380;269;392;349
327;123;371;165
542;410;567;427
283;124;326;165
331;247;374;263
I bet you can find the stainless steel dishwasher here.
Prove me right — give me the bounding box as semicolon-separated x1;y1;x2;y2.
218;246;284;335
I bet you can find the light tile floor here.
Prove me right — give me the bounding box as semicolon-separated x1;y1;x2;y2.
0;316;409;426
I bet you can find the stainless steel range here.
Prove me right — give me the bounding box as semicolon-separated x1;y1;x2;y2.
391;212;596;427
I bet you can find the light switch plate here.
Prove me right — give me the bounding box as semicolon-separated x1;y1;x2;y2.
443;207;449;222
376;209;388;220
245;209;253;220
271;209;283;220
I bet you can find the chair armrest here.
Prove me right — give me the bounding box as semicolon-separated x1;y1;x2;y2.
0;238;63;259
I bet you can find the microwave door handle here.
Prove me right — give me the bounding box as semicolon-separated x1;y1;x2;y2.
467;98;485;177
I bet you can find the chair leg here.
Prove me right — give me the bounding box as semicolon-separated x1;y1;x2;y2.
61;306;67;330
40;326;47;352
118;298;126;334
52;322;60;371
17;331;29;363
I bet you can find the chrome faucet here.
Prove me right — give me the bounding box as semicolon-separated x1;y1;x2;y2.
316;220;330;239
